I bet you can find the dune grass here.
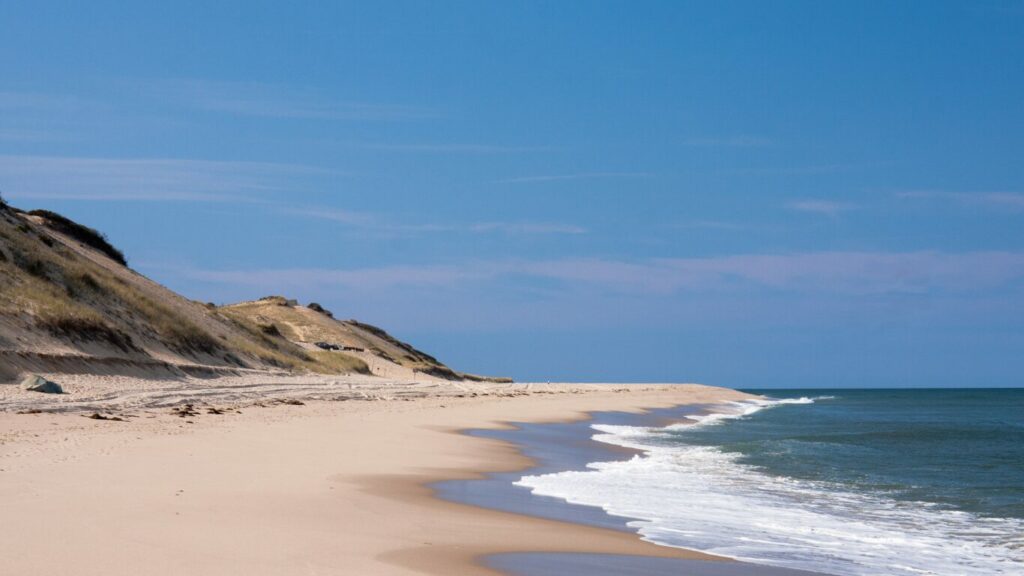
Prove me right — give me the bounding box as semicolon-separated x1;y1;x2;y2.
0;208;220;358
307;350;371;375
1;204;480;378
28;209;128;266
0;259;138;353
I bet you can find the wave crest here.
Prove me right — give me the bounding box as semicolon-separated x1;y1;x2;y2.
516;396;1023;576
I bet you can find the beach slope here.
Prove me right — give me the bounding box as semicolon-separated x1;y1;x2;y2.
0;383;754;575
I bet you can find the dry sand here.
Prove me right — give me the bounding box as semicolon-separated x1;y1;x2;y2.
0;379;756;575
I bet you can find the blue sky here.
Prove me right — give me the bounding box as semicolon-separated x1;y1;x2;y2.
2;1;1023;387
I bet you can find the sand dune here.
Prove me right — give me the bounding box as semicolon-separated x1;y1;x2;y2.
0;202;501;385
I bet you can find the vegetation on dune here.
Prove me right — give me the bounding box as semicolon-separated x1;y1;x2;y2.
219;312;310;369
224;335;304;369
307;350;370;375
57;256;223;357
216;308;370;374
459;372;515;384
342;319;455;378
38;304;139;353
257;295;297;306
345;319;442;364
0;207;221;359
160;320;222;356
0;241;138;354
0;199;496;380
258;322;283;337
229;299;369;371
219;301;453;376
28;209;128;266
307;302;333;317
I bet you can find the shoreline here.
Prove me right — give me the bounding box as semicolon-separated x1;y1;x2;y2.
444;401;831;576
390;402;735;575
432;403;714;537
1;381;755;575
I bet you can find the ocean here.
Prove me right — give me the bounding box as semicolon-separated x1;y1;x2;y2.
515;389;1024;576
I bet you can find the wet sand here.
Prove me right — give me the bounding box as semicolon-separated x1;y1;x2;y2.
440;404;832;576
488;553;826;576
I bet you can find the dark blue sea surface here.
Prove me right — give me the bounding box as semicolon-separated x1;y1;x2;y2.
706;389;1024;520
516;389;1024;576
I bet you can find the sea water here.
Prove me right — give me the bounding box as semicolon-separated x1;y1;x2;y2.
516;389;1024;576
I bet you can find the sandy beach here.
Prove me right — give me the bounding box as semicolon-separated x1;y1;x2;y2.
0;380;756;576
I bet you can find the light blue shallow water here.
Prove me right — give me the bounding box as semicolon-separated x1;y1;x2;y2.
517;389;1024;576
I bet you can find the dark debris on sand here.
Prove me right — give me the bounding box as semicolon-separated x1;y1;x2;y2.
170;404;200;418
85;412;124;422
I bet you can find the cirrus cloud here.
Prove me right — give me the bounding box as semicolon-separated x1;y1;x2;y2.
788;200;858;216
159;251;1024;297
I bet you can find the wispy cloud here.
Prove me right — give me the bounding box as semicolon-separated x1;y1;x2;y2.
898;190;1024;210
2;159;586;234
674;220;748;231
0;91;96;143
0;129;71;143
0;155;329;202
788;200;857;216
287;208;374;225
165;251;1024;297
493;172;652;184
288;207;586;236
343;142;551;154
468;222;587;235
161;263;484;292
0;91;86;113
724;163;876;177
149;79;436;121
681;135;774;147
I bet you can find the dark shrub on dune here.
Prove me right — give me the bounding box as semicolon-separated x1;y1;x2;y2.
307;302;333;317
259;322;283;337
259;295;297;306
28;209;128;266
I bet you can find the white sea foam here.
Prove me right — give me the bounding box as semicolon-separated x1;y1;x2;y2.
516;397;1024;576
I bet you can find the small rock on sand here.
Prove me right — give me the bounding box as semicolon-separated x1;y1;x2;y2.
21;375;63;394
